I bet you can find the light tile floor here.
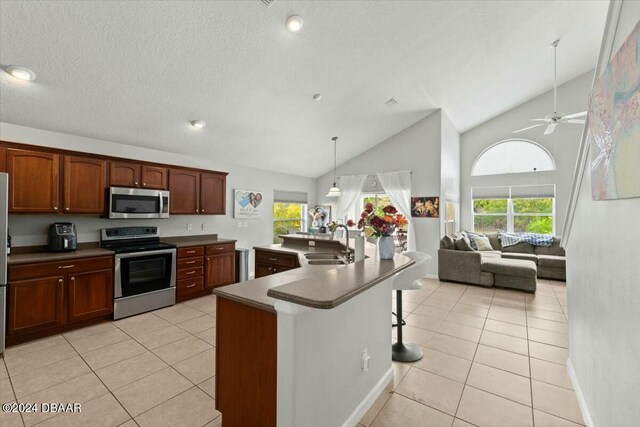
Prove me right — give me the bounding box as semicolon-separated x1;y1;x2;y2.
0;295;220;427
361;278;584;427
0;278;581;427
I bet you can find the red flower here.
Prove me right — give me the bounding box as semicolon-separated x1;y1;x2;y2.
382;205;397;214
365;203;374;213
346;219;355;227
361;211;368;218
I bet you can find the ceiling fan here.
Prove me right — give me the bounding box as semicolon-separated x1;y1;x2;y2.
513;39;587;136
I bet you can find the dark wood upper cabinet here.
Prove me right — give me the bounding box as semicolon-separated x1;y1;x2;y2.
201;173;226;215
63;155;107;214
110;161;140;188
0;146;6;172
67;269;113;322
169;169;200;214
6;148;60;213
141;165;168;190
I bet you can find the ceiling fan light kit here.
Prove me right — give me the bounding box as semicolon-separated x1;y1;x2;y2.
513;39;587;135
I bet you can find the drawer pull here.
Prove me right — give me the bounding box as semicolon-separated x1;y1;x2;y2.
186;250;196;254
186;260;196;264
186;283;197;288
269;257;277;261
58;264;75;269
186;270;196;275
216;247;224;251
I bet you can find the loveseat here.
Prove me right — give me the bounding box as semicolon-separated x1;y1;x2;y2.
438;232;566;291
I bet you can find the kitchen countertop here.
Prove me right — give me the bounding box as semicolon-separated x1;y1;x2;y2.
160;235;237;247
8;247;115;265
213;237;414;312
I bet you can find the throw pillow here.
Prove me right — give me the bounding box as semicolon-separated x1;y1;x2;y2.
465;231;486;250
474;236;494;251
454;235;474;251
441;235;456;249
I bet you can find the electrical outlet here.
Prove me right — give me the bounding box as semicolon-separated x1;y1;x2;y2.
201;223;207;230
237;222;242;228
308;240;316;247
242;221;248;228
362;349;370;371
187;223;193;231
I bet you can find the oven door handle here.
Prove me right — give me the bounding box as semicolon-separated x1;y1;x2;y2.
158;191;164;218
115;248;176;259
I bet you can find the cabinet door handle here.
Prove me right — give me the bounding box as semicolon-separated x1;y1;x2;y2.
58;265;75;269
196;209;199;213
53;206;58;211
65;207;70;211
186;260;196;264
134;181;139;186
201;209;205;213
70;277;75;281
142;182;146;186
186;283;197;288
58;278;63;283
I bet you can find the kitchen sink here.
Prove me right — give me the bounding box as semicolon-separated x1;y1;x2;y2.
304;253;342;260
307;259;348;265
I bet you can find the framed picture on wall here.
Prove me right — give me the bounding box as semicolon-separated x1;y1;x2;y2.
234;189;263;218
308;205;331;228
410;196;440;218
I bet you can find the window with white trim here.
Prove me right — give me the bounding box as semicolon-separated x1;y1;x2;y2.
472;139;556;176
472;186;555;234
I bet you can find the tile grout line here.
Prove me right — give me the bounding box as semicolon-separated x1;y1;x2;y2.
525;288;536;427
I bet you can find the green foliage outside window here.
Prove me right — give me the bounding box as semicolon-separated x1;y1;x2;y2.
273;203;304;243
473;198;553;234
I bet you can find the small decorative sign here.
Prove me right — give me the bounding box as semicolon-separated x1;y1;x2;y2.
411;197;440;218
234;189;263;218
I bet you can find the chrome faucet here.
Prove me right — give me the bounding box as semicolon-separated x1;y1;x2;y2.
331;224;353;263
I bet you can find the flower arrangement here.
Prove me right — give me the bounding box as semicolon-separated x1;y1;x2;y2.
356;203;408;238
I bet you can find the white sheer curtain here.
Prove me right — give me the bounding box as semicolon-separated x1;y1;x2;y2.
336;175;367;223
377;171;415;251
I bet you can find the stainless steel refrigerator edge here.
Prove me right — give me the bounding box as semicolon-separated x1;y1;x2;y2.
0;173;8;353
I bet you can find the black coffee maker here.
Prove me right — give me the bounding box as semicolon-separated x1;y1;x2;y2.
47;223;78;252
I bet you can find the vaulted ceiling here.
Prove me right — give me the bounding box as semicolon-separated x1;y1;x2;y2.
0;1;608;177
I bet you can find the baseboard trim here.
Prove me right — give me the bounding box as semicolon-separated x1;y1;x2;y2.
425;274;439;280
567;357;594;427
340;366;393;427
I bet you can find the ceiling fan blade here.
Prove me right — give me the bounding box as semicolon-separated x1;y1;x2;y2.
544;123;557;135
566;119;586;124
531;119;551;122
563;111;588;119
513;123;545;134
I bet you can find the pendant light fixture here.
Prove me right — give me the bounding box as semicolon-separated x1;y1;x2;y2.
326;136;341;197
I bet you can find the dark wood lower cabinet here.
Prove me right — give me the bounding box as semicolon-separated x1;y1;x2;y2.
176;243;236;302
8;275;65;335
6;256;114;346
254;249;299;278
216;297;276;427
67;269;113;322
205;252;235;289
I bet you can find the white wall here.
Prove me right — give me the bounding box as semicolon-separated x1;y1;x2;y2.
460;71;594;235
566;2;640;426
440;112;461;234
1;122;317;273
316;110;455;276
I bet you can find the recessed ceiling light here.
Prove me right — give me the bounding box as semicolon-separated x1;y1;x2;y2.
286;15;303;33
190;120;206;129
313;93;322;101
4;65;36;81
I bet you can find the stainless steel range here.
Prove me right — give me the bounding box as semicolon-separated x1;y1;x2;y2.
101;226;176;320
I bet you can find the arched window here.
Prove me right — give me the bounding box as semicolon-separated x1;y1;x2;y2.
472;139;556;176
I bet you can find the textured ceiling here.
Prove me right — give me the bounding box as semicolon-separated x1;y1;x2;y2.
0;1;607;177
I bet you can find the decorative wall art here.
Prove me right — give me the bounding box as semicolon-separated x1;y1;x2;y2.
410;197;440;218
308;205;331;228
588;20;640;200
234;189;263;218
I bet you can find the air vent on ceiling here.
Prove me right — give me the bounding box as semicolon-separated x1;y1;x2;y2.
260;0;276;8
385;97;398;108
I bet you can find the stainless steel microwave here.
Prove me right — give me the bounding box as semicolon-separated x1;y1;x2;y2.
108;187;170;219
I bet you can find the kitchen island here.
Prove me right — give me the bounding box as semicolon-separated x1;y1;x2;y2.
213;236;414;427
